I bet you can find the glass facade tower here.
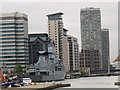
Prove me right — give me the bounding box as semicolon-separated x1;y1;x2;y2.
101;28;110;70
80;7;102;70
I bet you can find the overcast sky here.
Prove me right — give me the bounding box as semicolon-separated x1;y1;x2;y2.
0;1;118;63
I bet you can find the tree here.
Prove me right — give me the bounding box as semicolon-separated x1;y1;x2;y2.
80;70;86;76
23;69;26;74
15;64;23;74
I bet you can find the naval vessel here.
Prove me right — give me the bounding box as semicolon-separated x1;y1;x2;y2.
26;44;66;82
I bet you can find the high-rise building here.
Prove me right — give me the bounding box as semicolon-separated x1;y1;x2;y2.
68;35;80;72
80;7;102;71
0;12;29;72
29;33;54;65
47;12;70;72
101;28;110;70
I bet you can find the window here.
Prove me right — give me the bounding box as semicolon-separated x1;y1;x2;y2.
0;27;23;29
0;23;23;25
0;48;28;51
0;45;28;47
0;30;24;33
0;41;27;43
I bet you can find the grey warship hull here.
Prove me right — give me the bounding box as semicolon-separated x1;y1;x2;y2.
28;71;66;82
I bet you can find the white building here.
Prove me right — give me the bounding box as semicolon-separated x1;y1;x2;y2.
0;12;29;72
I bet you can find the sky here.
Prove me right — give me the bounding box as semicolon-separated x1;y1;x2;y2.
0;1;118;63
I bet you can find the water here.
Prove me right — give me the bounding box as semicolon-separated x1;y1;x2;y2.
54;76;118;88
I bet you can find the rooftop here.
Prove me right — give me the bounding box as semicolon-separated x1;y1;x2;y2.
63;28;68;31
29;33;48;36
47;12;63;17
113;55;120;63
102;28;109;31
81;7;100;11
29;33;48;38
29;36;50;43
29;33;50;42
0;12;28;17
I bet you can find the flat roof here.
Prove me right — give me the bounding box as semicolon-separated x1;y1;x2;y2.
29;33;48;35
102;28;109;31
63;28;68;31
81;7;100;11
47;12;63;17
0;12;28;17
